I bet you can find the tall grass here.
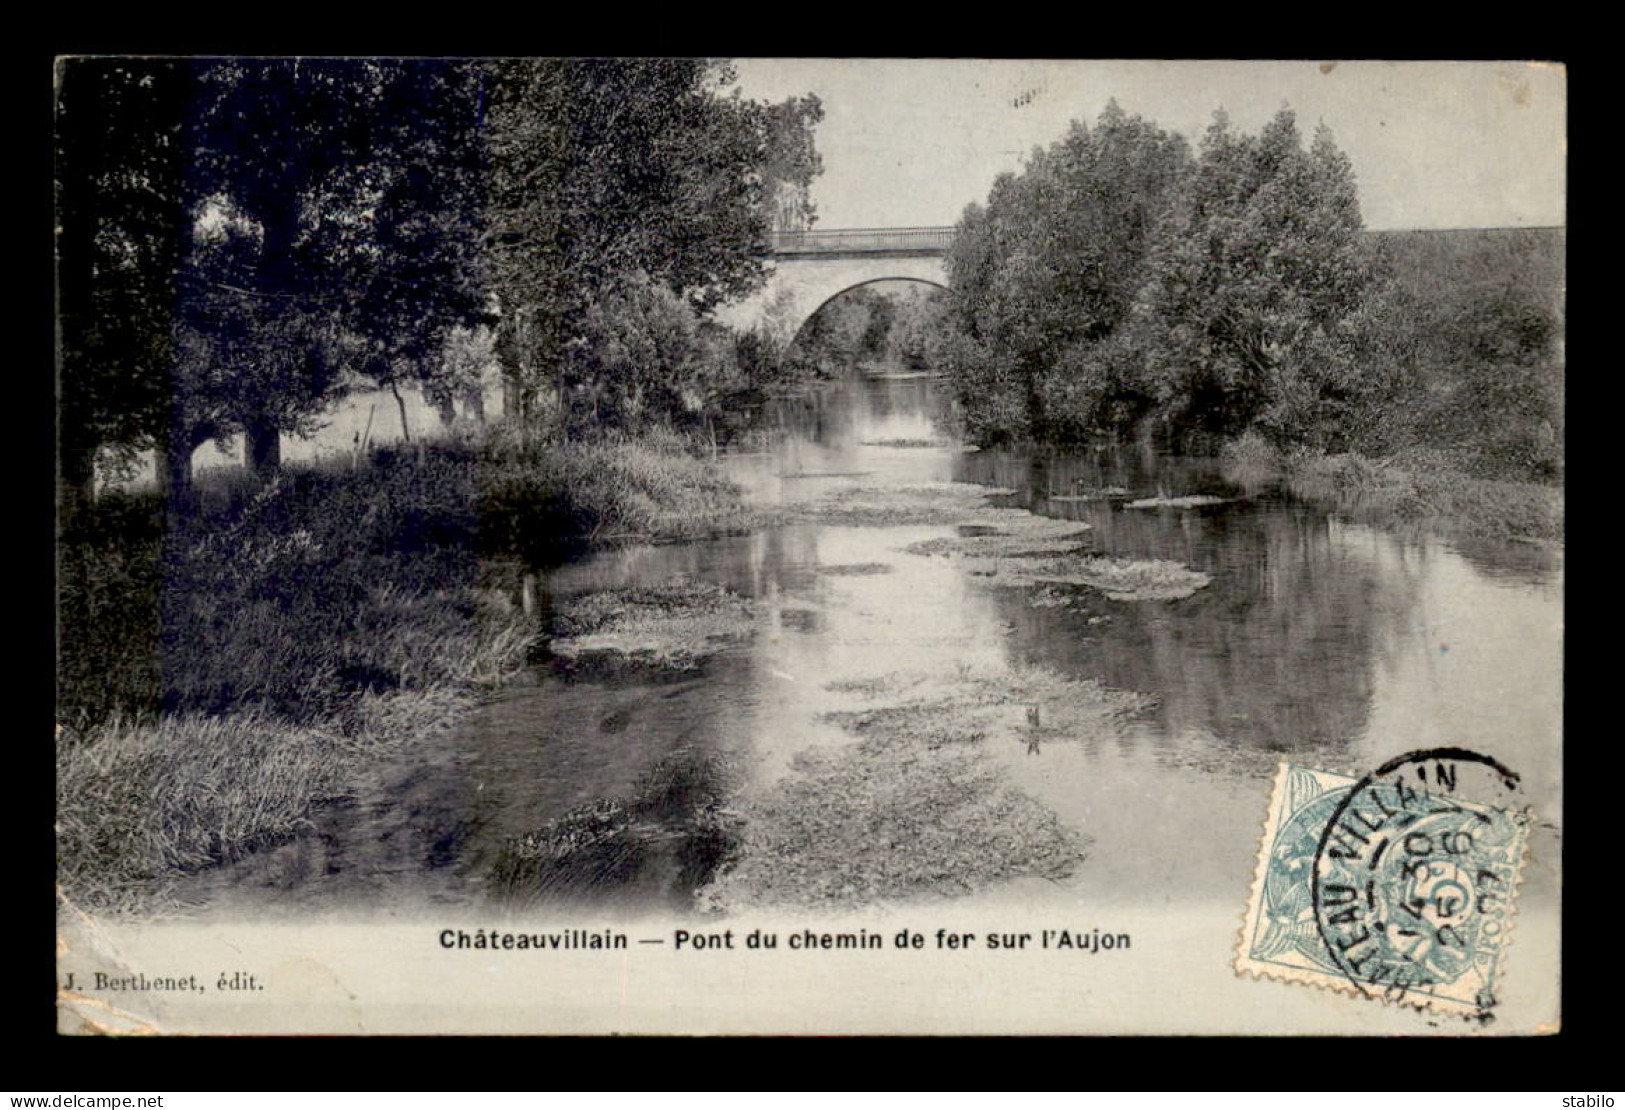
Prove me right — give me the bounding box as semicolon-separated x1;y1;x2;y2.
57;711;350;913
57;423;753;915
56;689;477;917
1220;432;1564;542
477;427;754;557
60;427;752;724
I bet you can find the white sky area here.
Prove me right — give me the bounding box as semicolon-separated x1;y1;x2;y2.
729;59;1566;232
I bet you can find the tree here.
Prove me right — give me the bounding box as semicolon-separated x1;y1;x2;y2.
1134;109;1377;447
938;200;1030;442
333;62;492;445
59;57;498;513
564;269;737;433
788;286;892;375
887;284;948;371
426;324;498;427
762;94;824;232
1359;228;1563;478
180;58;490;475
56;57;193;517
938;103;1191;442
483;59;822;427
857;288;898;363
59;56;822;507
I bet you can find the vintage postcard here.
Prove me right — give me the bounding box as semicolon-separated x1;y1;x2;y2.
55;58;1563;1035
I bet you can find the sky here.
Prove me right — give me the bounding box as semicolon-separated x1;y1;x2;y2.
728;59;1565;232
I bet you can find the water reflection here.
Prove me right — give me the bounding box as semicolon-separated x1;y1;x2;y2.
459;653;761;913
726;375;959;504
468;370;1561;910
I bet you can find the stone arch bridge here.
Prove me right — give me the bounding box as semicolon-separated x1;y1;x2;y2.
716;226;955;341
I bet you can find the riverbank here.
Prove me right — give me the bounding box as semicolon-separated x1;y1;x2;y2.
56;428;756;917
1219;434;1563;545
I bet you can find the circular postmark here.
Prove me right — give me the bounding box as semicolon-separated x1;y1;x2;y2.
1310;748;1529;1017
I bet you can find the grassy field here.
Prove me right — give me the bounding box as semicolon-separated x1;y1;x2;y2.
56;427;754;916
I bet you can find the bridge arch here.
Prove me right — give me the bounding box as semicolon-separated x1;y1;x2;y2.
787;275;948;351
713;226;955;343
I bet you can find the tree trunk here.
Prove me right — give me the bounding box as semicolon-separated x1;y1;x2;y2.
57;435;98;532
434;392;458;429
500;364;527;422
245;416;282;479
520;572;537;618
157;427;194;521
391;382;412;443
501;374;520;421
495;314;527;422
354;403;377;469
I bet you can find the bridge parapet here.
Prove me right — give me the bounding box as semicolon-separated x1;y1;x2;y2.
770;226;956;256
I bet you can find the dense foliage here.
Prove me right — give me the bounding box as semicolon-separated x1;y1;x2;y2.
185;61;492;475
56;59;192;510
58;59;499;508
561;270;742;435
482;59;820;428
1364;229;1564;479
941;103;1191;444
786;286;895;376
936;103;1563;480
57;57;823;510
1132;111;1379;448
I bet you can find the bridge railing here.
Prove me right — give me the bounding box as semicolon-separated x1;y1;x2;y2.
770;226;957;255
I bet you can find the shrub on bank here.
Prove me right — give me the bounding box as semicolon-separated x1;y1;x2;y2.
477;428;754;559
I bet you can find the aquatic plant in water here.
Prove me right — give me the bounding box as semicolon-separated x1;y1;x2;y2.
1123;494;1230;509
698;663;1149;912
773;481;1018;527
975;554;1212;601
549;579;757;671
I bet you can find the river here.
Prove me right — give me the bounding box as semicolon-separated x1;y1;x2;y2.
185;369;1562;928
